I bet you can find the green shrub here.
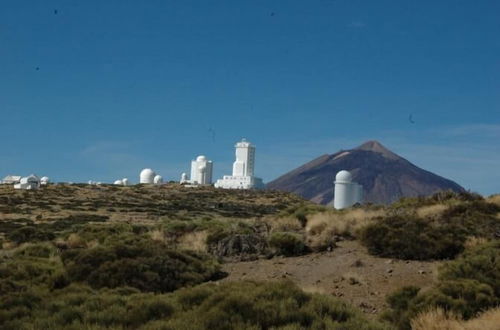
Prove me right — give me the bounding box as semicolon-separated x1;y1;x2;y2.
163;281;390;330
382;241;500;329
62;238;225;293
360;215;464;260
269;232;307;256
7;226;55;244
439;241;500;296
0;281;391;329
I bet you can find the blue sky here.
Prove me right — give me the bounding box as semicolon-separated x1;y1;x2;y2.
1;0;499;195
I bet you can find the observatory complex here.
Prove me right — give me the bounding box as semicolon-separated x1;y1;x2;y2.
333;170;363;209
214;139;264;189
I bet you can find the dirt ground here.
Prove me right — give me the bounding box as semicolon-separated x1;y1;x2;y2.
222;240;441;318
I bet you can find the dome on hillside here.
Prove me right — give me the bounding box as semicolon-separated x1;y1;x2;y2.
153;175;163;184
335;170;352;183
140;168;156;184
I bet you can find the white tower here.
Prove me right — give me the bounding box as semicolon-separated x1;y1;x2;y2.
140;168;156;184
214;138;264;189
190;155;213;185
122;178;129;186
180;173;188;184
232;139;255;177
333;170;363;210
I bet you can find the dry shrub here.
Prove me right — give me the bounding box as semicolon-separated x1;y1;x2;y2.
411;307;500;330
464;236;490;250
269;216;302;233
66;233;85;248
417;204;449;219
342;272;365;285
305;209;383;251
178;230;208;253
149;229;165;243
486;194;500;206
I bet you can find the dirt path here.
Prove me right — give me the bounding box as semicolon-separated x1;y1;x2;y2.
222;240;440;317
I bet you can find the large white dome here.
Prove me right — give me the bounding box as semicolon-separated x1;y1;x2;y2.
140;168;156;184
114;179;123;185
335;170;352;183
196;155;207;162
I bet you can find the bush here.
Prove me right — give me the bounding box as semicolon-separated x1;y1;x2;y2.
162;281;390;330
7;226;55;244
360;215;465;260
382;241;500;329
268;232;307;256
0;281;391;329
62;238;225;293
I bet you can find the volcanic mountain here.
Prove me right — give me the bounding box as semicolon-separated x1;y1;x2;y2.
266;140;465;205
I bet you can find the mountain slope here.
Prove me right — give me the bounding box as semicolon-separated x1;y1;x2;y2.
266;140;465;205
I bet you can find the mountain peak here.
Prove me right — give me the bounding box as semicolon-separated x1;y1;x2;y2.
354;140;400;160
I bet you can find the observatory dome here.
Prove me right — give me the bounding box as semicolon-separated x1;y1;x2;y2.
114;180;123;185
122;178;129;186
335;170;352;183
196;155;207;162
40;176;50;184
153;175;163;184
140;168;156;184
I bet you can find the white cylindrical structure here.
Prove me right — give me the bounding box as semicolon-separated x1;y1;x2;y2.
122;178;129;186
140;168;156;184
334;170;353;210
180;173;188;184
154;175;163;185
190;155;213;185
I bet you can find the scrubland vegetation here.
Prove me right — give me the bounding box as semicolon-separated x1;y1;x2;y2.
0;185;498;329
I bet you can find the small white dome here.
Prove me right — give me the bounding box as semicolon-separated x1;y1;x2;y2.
153;175;163;184
335;170;353;183
196;155;207;162
114;180;123;185
140;168;156;184
122;178;129;186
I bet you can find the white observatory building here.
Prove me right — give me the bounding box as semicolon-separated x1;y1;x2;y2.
14;174;41;190
214;139;264;189
40;176;50;185
190;155;213;185
140;168;156;184
154;175;163;185
333;170;363;209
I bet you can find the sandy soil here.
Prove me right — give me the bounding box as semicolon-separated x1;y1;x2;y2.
222;240;441;317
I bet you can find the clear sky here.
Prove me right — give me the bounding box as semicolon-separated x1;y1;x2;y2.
1;0;499;195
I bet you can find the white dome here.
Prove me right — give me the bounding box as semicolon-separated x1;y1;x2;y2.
335;170;353;183
140;168;156;184
122;178;129;186
153;175;163;184
40;176;49;183
196;155;207;162
114;180;123;185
